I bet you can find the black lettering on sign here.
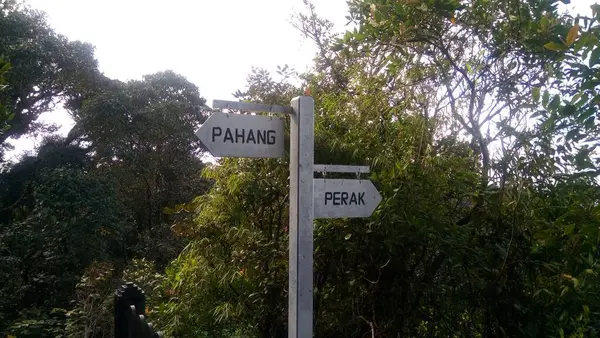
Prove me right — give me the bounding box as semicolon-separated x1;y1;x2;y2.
325;192;333;205
235;128;245;143
257;129;266;144
349;192;357;205
267;130;276;145
333;192;341;205
212;127;222;142
247;129;256;143
224;128;234;143
217;128;278;144
325;191;368;206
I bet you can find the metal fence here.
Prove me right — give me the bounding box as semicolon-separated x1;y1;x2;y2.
114;282;164;338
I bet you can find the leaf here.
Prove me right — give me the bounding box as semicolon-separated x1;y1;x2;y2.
542;91;550;106
590;47;600;67
0;62;10;73
544;41;567;51
566;129;579;141
345;233;352;240
561;104;577;116
561;273;573;280
549;95;561;110
563;223;575;235
466;62;472;74
540;16;550;30
575;147;594;169
566;24;579;46
532;87;541;103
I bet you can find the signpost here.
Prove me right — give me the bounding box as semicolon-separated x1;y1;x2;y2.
197;97;382;338
313;178;382;219
288;96;314;338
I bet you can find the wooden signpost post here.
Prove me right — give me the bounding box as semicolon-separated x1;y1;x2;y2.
197;97;381;338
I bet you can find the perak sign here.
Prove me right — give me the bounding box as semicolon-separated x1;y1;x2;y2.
313;178;381;219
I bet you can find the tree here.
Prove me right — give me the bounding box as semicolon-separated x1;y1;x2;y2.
533;6;600;175
0;0;101;160
0;138;129;336
154;1;600;337
69;71;211;267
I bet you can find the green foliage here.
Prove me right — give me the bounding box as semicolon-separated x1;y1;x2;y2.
2;0;600;337
0;57;11;136
151;71;300;337
122;258;168;307
156;157;290;337
535;7;600;175
7;308;67;338
0;138;128;335
71;71;211;268
152;1;600;337
64;261;116;338
0;0;100;159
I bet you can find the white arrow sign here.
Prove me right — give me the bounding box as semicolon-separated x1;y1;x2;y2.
313;179;382;219
196;112;285;158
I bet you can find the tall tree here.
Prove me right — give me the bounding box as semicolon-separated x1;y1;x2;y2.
69;71;211;266
0;0;100;160
0;137;128;337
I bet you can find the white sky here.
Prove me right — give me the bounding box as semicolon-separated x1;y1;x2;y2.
6;0;594;160
7;0;349;159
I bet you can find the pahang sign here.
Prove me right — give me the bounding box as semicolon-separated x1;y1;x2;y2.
314;178;382;218
195;112;285;158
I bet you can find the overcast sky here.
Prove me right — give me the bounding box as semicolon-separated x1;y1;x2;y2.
6;0;594;160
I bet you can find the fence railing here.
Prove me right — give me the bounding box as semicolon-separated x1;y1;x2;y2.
114;282;164;338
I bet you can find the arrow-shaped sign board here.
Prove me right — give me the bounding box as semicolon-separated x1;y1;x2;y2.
196;112;285;158
313;179;382;219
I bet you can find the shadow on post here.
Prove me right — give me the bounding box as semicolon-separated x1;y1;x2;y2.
115;282;164;338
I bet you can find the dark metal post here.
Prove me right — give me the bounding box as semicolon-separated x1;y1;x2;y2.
115;283;146;338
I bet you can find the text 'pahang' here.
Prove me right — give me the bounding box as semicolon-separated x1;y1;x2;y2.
196;112;284;158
